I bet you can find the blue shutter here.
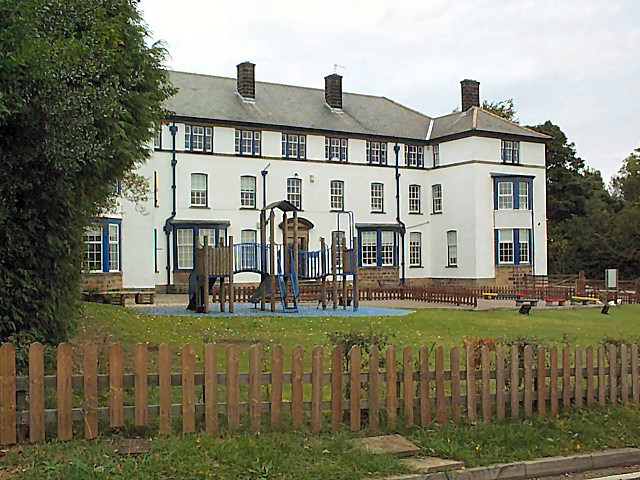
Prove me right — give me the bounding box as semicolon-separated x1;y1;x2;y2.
494;229;499;265
376;230;382;267
493;180;498;210
514;228;520;264
102;222;109;273
513;181;519;210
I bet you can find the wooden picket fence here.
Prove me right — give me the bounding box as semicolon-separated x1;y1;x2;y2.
1;341;639;445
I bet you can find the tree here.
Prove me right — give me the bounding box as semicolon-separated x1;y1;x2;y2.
612;148;640;203
0;1;173;345
481;99;518;123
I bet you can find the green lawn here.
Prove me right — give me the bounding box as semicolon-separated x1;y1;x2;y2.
78;302;640;370
4;404;640;479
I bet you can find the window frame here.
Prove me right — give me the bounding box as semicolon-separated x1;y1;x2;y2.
240;175;257;208
235;129;261;156
83;219;122;273
325;137;348;162
501;140;520;164
409;184;421;214
370;182;384;213
447;230;458;267
519;228;530;264
433;144;440;167
154;128;162;150
281;133;306;159
173;224;227;272
518;182;530;210
330;180;344;211
409;232;422;267
84;226;103;273
287;177;302;210
190;173;208;207
358;228;399;267
366;141;387;165
497;228;514;264
406;144;424;168
432;184;442;214
497;181;513;210
184;125;213;152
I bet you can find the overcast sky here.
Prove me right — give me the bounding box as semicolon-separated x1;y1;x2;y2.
138;0;639;183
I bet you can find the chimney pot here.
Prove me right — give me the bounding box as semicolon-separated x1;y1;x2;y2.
237;61;255;100
324;74;343;110
460;79;480;112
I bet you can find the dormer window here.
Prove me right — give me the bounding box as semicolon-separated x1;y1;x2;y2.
282;133;306;159
366;141;387;165
235;129;261;156
406;145;424;167
184;125;212;152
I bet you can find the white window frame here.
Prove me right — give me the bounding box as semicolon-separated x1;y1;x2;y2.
518;182;529;210
84;226;103;273
361;231;377;266
108;224;119;272
330;180;344;211
519;229;530;263
198;229;216;247
287;177;302;209
409;184;421;213
371;183;384;213
325;137;348;162
190;173;208;207
154;128;161;149
240;175;256;208
282;133;306;159
235;129;261;156
501;140;520;164
433;144;440;167
497;182;513;210
381;231;394;266
177;228;194;270
447;230;458;267
498;229;514;264
409;232;422;267
184;125;212;152
406;145;424;167
432;184;442;213
240;229;258;270
366;141;387;165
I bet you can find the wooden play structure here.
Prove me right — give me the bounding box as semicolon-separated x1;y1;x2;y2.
188;200;358;313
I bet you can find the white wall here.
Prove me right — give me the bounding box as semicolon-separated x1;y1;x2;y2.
119;126;548;286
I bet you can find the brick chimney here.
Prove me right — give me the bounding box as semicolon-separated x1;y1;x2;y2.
324;73;343;110
460;79;480;112
237;61;255;100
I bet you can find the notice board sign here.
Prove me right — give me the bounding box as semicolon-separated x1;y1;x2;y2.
605;269;618;289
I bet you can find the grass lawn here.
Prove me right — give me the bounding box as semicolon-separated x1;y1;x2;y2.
76;302;640;370
3;404;640;479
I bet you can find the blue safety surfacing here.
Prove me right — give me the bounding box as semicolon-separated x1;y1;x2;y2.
133;303;413;317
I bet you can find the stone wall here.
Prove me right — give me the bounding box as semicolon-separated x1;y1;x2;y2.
405;277;494;288
494;265;533;288
81;273;123;291
357;266;401;288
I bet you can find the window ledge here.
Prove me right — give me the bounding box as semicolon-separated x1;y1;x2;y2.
408;212;422;215
330;209;346;213
190;206;210;209
371;211;386;214
239;206;258;210
409;265;424;269
445;265;458;268
431;211;443;215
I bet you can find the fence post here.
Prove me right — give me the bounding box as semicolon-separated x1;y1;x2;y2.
350;346;361;431
369;346;380;430
159;344;172;434
632;344;639;405
436;346;446;422
537;346;546;415
598;345;606;406
291;345;304;429
586;345;594;406
311;346;323;434
204;343;218;433
496;346;505;420
403;346;413;428
609;344;617;404
249;345;262;433
523;346;533;417
28;343;44;443
134;343;148;427
575;346;583;407
386;347;397;427
271;345;283;428
562;345;571;408
0;343;16;445
182;344;195;433
466;345;476;421
331;346;343;431
84;344;98;440
57;343;73;441
109;343;124;427
450;347;460;422
226;344;240;431
621;344;629;404
550;346;558;416
510;346;519;418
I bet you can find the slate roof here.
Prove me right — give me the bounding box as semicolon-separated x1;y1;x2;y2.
429;107;548;140
167;71;547;142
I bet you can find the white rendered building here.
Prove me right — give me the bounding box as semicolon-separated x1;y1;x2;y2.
82;62;548;292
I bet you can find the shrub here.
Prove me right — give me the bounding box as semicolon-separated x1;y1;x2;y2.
326;328;395;371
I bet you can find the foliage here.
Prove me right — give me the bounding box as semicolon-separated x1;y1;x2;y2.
461;337;500;370
612;148;640;203
0;1;173;345
326;327;395;370
481;98;518;123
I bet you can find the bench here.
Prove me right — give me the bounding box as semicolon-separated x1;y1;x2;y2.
482;292;498;299
515;298;539;307
546;298;567;306
570;296;598;305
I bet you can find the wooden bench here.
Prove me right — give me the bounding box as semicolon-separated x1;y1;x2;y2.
546;298;567;306
570;296;598;305
482;292;498;299
515;298;539;307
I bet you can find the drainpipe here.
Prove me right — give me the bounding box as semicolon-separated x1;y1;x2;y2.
164;121;178;293
394;143;406;285
261;163;270;209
